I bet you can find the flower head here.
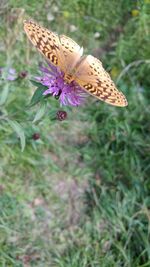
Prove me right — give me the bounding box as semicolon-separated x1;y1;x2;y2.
19;70;28;79
56;110;67;121
0;67;17;81
131;9;139;17
32;133;40;140
35;62;87;107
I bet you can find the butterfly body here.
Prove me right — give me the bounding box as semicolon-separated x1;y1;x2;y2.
24;20;128;107
63;73;74;84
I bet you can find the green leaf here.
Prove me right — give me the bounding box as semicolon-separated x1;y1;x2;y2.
30;80;46;88
7;119;25;151
29;86;46;107
29;80;47;107
0;84;9;105
33;101;47;123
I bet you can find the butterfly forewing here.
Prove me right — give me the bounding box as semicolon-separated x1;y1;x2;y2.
24;20;66;70
74;55;128;107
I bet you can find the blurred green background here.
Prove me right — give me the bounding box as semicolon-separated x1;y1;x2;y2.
0;0;150;266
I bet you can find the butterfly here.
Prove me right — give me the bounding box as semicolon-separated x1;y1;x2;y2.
24;20;128;107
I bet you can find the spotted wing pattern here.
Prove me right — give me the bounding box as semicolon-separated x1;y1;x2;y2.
75;55;128;107
59;35;83;71
23;20;83;73
24;20;128;107
24;20;65;70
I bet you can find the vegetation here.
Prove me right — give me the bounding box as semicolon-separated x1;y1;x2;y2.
0;0;150;266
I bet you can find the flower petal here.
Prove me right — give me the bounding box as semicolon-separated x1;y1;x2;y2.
35;62;87;107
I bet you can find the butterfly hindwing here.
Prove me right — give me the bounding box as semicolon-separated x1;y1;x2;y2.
59;35;83;72
74;55;128;107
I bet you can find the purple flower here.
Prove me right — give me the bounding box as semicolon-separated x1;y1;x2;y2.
0;67;17;81
35;63;87;106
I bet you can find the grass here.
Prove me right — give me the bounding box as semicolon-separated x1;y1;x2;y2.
0;0;150;266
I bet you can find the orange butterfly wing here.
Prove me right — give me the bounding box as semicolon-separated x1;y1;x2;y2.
24;20;128;107
74;55;128;107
